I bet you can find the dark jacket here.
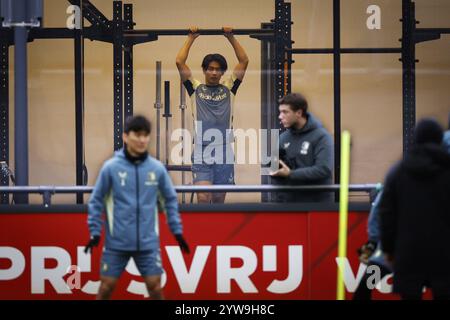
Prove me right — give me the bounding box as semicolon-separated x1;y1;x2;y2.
273;113;334;202
379;144;450;294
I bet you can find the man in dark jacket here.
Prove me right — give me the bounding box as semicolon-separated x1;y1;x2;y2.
270;93;334;202
379;118;450;300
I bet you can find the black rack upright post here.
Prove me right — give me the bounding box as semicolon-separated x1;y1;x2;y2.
273;0;289;110
261;22;275;202
268;0;291;202
282;1;292;95
0;33;10;204
155;61;162;160
179;80;187;203
163;81;172;165
74;0;84;203
333;0;342;193
113;1;123;151
123;3;134;119
14;7;29;204
401;0;416;155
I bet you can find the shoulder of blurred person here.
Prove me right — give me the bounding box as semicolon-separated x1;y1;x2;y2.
381;119;450;213
443;130;450;154
403;142;450;172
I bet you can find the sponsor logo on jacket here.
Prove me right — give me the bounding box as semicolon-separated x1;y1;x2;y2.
118;171;127;186
145;172;158;186
300;142;310;155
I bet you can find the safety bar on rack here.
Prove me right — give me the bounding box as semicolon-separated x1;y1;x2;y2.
0;184;380;207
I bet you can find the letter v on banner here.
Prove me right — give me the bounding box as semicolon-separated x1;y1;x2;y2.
166;246;211;293
335;258;367;292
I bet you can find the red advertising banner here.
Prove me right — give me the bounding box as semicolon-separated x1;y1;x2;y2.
0;211;398;300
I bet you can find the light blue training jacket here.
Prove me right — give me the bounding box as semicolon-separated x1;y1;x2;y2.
88;149;182;251
367;190;391;270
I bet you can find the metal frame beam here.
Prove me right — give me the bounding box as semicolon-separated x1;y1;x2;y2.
28;26;112;42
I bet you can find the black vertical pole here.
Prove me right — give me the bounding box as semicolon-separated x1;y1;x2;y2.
283;2;292;95
74;0;85;203
271;0;287;203
163;81;171;165
113;1;123;151
268;40;276;202
401;0;416;155
13;2;29;204
123;4;134;119
155;61;162;160
0;37;10;204
272;0;290;203
261;22;273;202
333;0;341;195
274;0;286;122
179;79;186;203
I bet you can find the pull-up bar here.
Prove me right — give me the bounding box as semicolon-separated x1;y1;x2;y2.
416;28;450;34
124;28;273;37
288;47;402;54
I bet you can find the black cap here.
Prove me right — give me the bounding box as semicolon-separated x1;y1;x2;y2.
413;118;443;145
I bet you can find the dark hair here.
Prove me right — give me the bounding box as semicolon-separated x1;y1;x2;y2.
124;115;151;134
278;93;308;115
201;54;228;73
413;118;443;145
